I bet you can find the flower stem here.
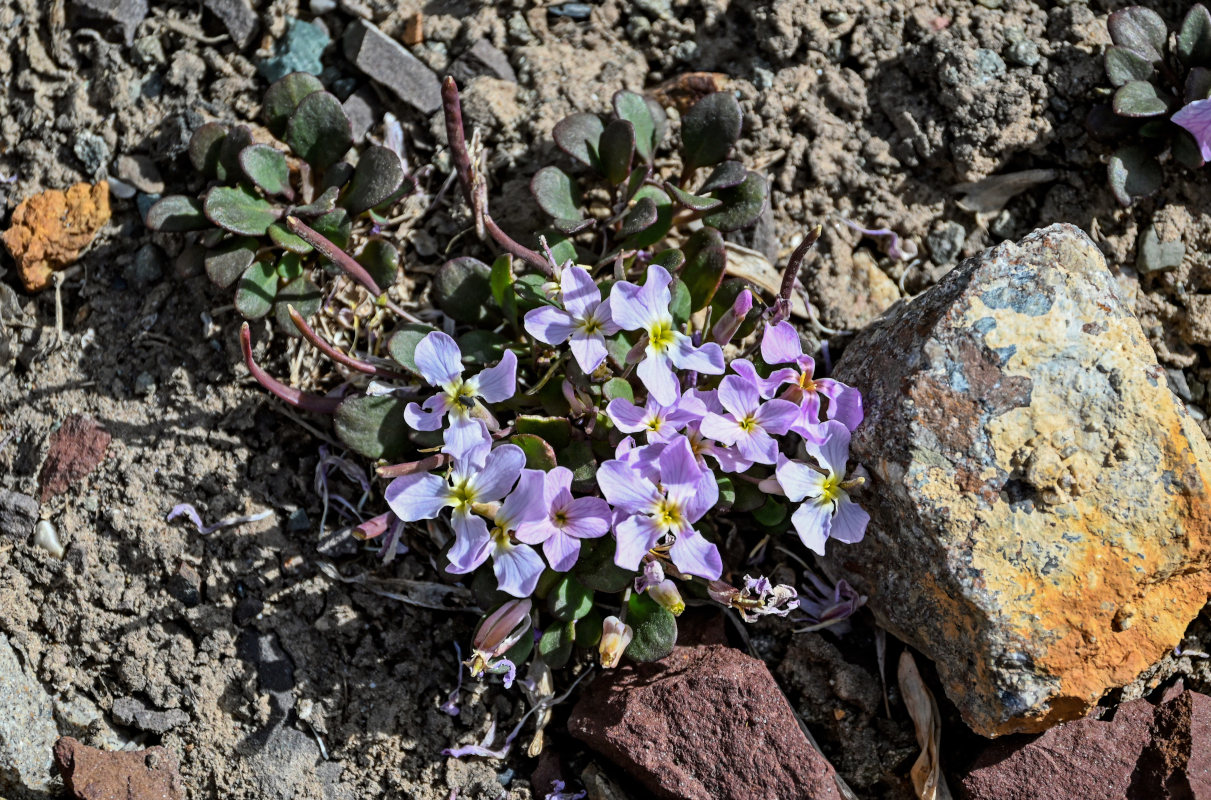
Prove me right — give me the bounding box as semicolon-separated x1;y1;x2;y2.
769;224;822;325
287;305;407;379
240;323;341;414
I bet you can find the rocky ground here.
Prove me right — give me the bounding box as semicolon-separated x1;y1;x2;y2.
2;0;1211;799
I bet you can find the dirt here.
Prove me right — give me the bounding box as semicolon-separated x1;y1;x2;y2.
3;1;1211;799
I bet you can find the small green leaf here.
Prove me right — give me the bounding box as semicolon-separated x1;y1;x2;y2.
203;186;279;236
575;609;604;649
603;378;633;403
312;208;351;250
188;122;227;177
515;416;573;449
387;323;439;374
716;475;736;508
264;72;325;136
490;254;518;330
234;260;279;319
699;160;747;192
681;227;727;311
531;166;582;221
555;216;594;235
322;161;355;192
344;146;405;216
514;273;552;311
549;575;594;622
434;257;493;323
598;118;635;185
293;185;340;217
558;439;597;490
357;239;399;290
625;591;677;663
573;538;633;593
145;195;209;232
286;91;353;169
650;248;685;271
276;251;303;282
239;144;292;198
267;221;312;254
1174;128;1207;169
670;278;691;325
552;112;604;169
667;182;722;211
1180;4;1211;66
681;91;742;172
624;185;672;249
1188;67;1211;102
1108;6;1167;62
753;497;787;527
702;171;768;232
1105;46;1156;88
539;624;574;669
619;196;658;237
1112;80;1171;118
614;90;658;163
733;479;766;513
512;433;559;470
334;395;411;460
204;236;258;288
274;277;322;334
217;125;253;184
646;96;668;150
544;232;578;268
458;330;510;365
1108;144;1163;206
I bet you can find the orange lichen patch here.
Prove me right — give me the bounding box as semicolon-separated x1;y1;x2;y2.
1;181;111;291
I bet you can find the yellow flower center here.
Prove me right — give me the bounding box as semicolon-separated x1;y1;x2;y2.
580;316;602;335
737;414;757;432
444;380;477;416
553;510;569;527
819;473;841;505
798;371;817;392
450;478;478;511
645;415;664;432
647;319;676;353
654;498;685;532
490;525;512;547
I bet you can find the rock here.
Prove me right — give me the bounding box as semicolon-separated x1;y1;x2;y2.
448;40;517;86
1;182;111;292
53;691;128;751
0;490;38;540
0;633;59;798
54;737;184;800
960;688;1211;799
111;697;189;734
39;415;111;502
202;0;258;49
111;155;163;195
568;644;843;800
166;562;201;607
926;220;966;264
73;133;110;176
343;20;442;116
258;17;329;83
1137;224;1185;274
460;77;525;135
70;0;148;45
824;224;1211;736
123;243;164;289
342;88;377;143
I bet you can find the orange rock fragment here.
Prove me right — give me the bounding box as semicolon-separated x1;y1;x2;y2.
1;181;111;292
402;12;423;45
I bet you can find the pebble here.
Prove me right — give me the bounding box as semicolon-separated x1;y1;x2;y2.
71;0;147;45
131;34;164;65
134;371;156;396
1136;224;1185;274
0;490;38;540
631;0;672;19
55;738;184;800
33;520;65;559
448;40;517;86
1168;368;1194;403
1006;40;1041;67
343;19;442;115
927;220;966;264
202;0;259;49
258;17;330;83
123;243;165;290
973;48;1007;84
342;88;377;142
166;562;202;607
112;154;164;194
0;633;59;796
111;696;190;734
73;132;110;176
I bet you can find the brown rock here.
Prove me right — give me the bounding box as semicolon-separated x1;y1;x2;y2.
1;182;111;292
568;644;842;800
54;736;184;800
39;415;111;502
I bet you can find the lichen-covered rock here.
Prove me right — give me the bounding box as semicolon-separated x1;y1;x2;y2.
1;182;111;292
824;223;1211;736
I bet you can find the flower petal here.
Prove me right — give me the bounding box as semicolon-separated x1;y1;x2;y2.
560;265;601;319
496;468;547;530
404;394;450;431
543;466;574;503
637;351;679;406
658;436;703;497
698;412;742;446
760;321;803;365
542;530;581;572
775;455;828;502
1173;98;1211;163
514;518;556;545
469;350;517;403
524;305;577;346
607;397;649;433
446;512;492;573
669;334;725;375
608;280;658;331
443;415;491;460
790;500;832;555
754;398;801;435
734;426;778;465
638;264;673;313
597;460;661;513
568;331;608;373
593;295;622;335
669;529;722;580
717;374;759;418
805;420;851;476
830;494;869;544
561;496;612;538
385;472;450;521
613;514;662;570
415;331;463;387
493;543;546;597
470;444;526;503
818;380;864;431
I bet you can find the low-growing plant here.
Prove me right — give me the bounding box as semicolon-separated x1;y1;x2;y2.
1088;4;1211;205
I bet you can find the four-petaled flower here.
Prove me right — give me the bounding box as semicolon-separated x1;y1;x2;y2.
606;392;704;443
775;420;870;555
609;265;724;405
447;468;549;597
758;321;863;433
515;466;611;571
699;375;800;464
404;331;517;455
524;265;621;373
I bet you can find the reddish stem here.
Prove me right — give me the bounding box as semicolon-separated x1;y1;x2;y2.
376;453;452;478
240;323;341;414
769;224;822;324
286;216;384;296
288;305;405;379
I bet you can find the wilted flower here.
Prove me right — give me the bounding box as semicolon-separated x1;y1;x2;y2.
647;579;685;616
599;615;633;668
708;575;800;622
775;421;869;555
524;264;620;373
796;573;866;633
469;598;533;677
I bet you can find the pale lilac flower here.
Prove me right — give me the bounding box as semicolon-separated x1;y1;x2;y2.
760;321;862;432
633;559;665;593
839;217;918;261
446;468;548;597
775;421;869;555
524;265;620;373
1174;98;1211;163
515;466;611;572
609;264;724;405
403;331;517;455
680;389;753;473
698;375;800;464
606;392;703;443
597;436;722;579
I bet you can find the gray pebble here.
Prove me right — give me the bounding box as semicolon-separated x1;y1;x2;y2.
1168;368;1194;402
74;132;110;175
973;49;1006;84
631;0;672;19
134;371;156;395
111;696;190;734
0;490;38;540
1006;40;1040;67
123;243;165;289
342;19;441;115
927;221;967;265
113;154;164;194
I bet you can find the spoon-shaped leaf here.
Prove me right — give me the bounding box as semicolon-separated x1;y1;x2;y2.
264;72;325;136
552;112;604;169
204;236;259;288
234;260;279;319
145;195;209;232
343;146;405;216
613;90;657;163
286;91;353;169
681;92;742;172
240;144;293;199
531;166;582;220
204;185;279;236
702;171;767;232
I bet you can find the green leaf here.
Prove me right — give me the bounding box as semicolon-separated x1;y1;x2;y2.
614;90;658;163
217;125;253;184
267;222;312;254
514;273;551;312
733;479;766;513
274;277;322;334
322;161;355;192
1105;46;1156;87
619;196;658;237
603;378;633;403
145;195;210;232
598;118;635;185
512;433;559;470
1112;80;1171;118
458;330;510;365
1174;128;1207;169
699;160;747;192
292;185;339;217
203;186;279;236
670;278;691;325
650;248;685;271
539;624;574;670
286;91;353;169
548;575;594;622
681;227;727;311
531;166;582;221
1108;144;1163;206
667;182;722;211
490;254;518;330
204;236;258;288
311;208;351;250
344;146;405;216
276;251;303;282
234;260;279;319
334;395;411;460
702;171;767;232
624;185;672;249
544;232;578;268
1180;5;1211;66
263;72;325;136
357;239;399;290
552;112;604;169
558;439;597;490
434;257;493;323
515;416;573;449
1188;67;1211;102
716;475;736;508
572;538;633;593
753;497;787;527
625;592;677;663
387;323;439;374
681;91;742;172
1108;6;1167;62
575;609;604;649
239;144;292;198
188;122;227;178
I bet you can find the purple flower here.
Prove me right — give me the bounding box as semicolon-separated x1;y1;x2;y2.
775;421;869;555
679;389;753;473
514;466;611;572
609;265;724;405
524;265;621;373
597;436;722;579
759;321;863;432
403;331;517;455
606;392;703;443
447;468;549;597
698;375;800;464
1174;98;1211;162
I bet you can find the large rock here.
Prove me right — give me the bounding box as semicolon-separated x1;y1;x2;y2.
568;644;843;800
0;633;60;798
824;224;1211;736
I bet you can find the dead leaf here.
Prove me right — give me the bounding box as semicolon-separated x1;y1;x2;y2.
723;242;808;319
953;169;1058;215
897;650;954;800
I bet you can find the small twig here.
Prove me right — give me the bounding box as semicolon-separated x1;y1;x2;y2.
240;323;341;414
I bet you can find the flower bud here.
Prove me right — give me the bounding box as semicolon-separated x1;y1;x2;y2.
469;598;532;676
599;615;633;669
648;579;685;616
633;559;665;593
710;288;753;345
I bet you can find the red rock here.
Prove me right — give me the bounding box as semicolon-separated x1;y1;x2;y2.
38;415;111;501
568;644;841;800
53;736;184;800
